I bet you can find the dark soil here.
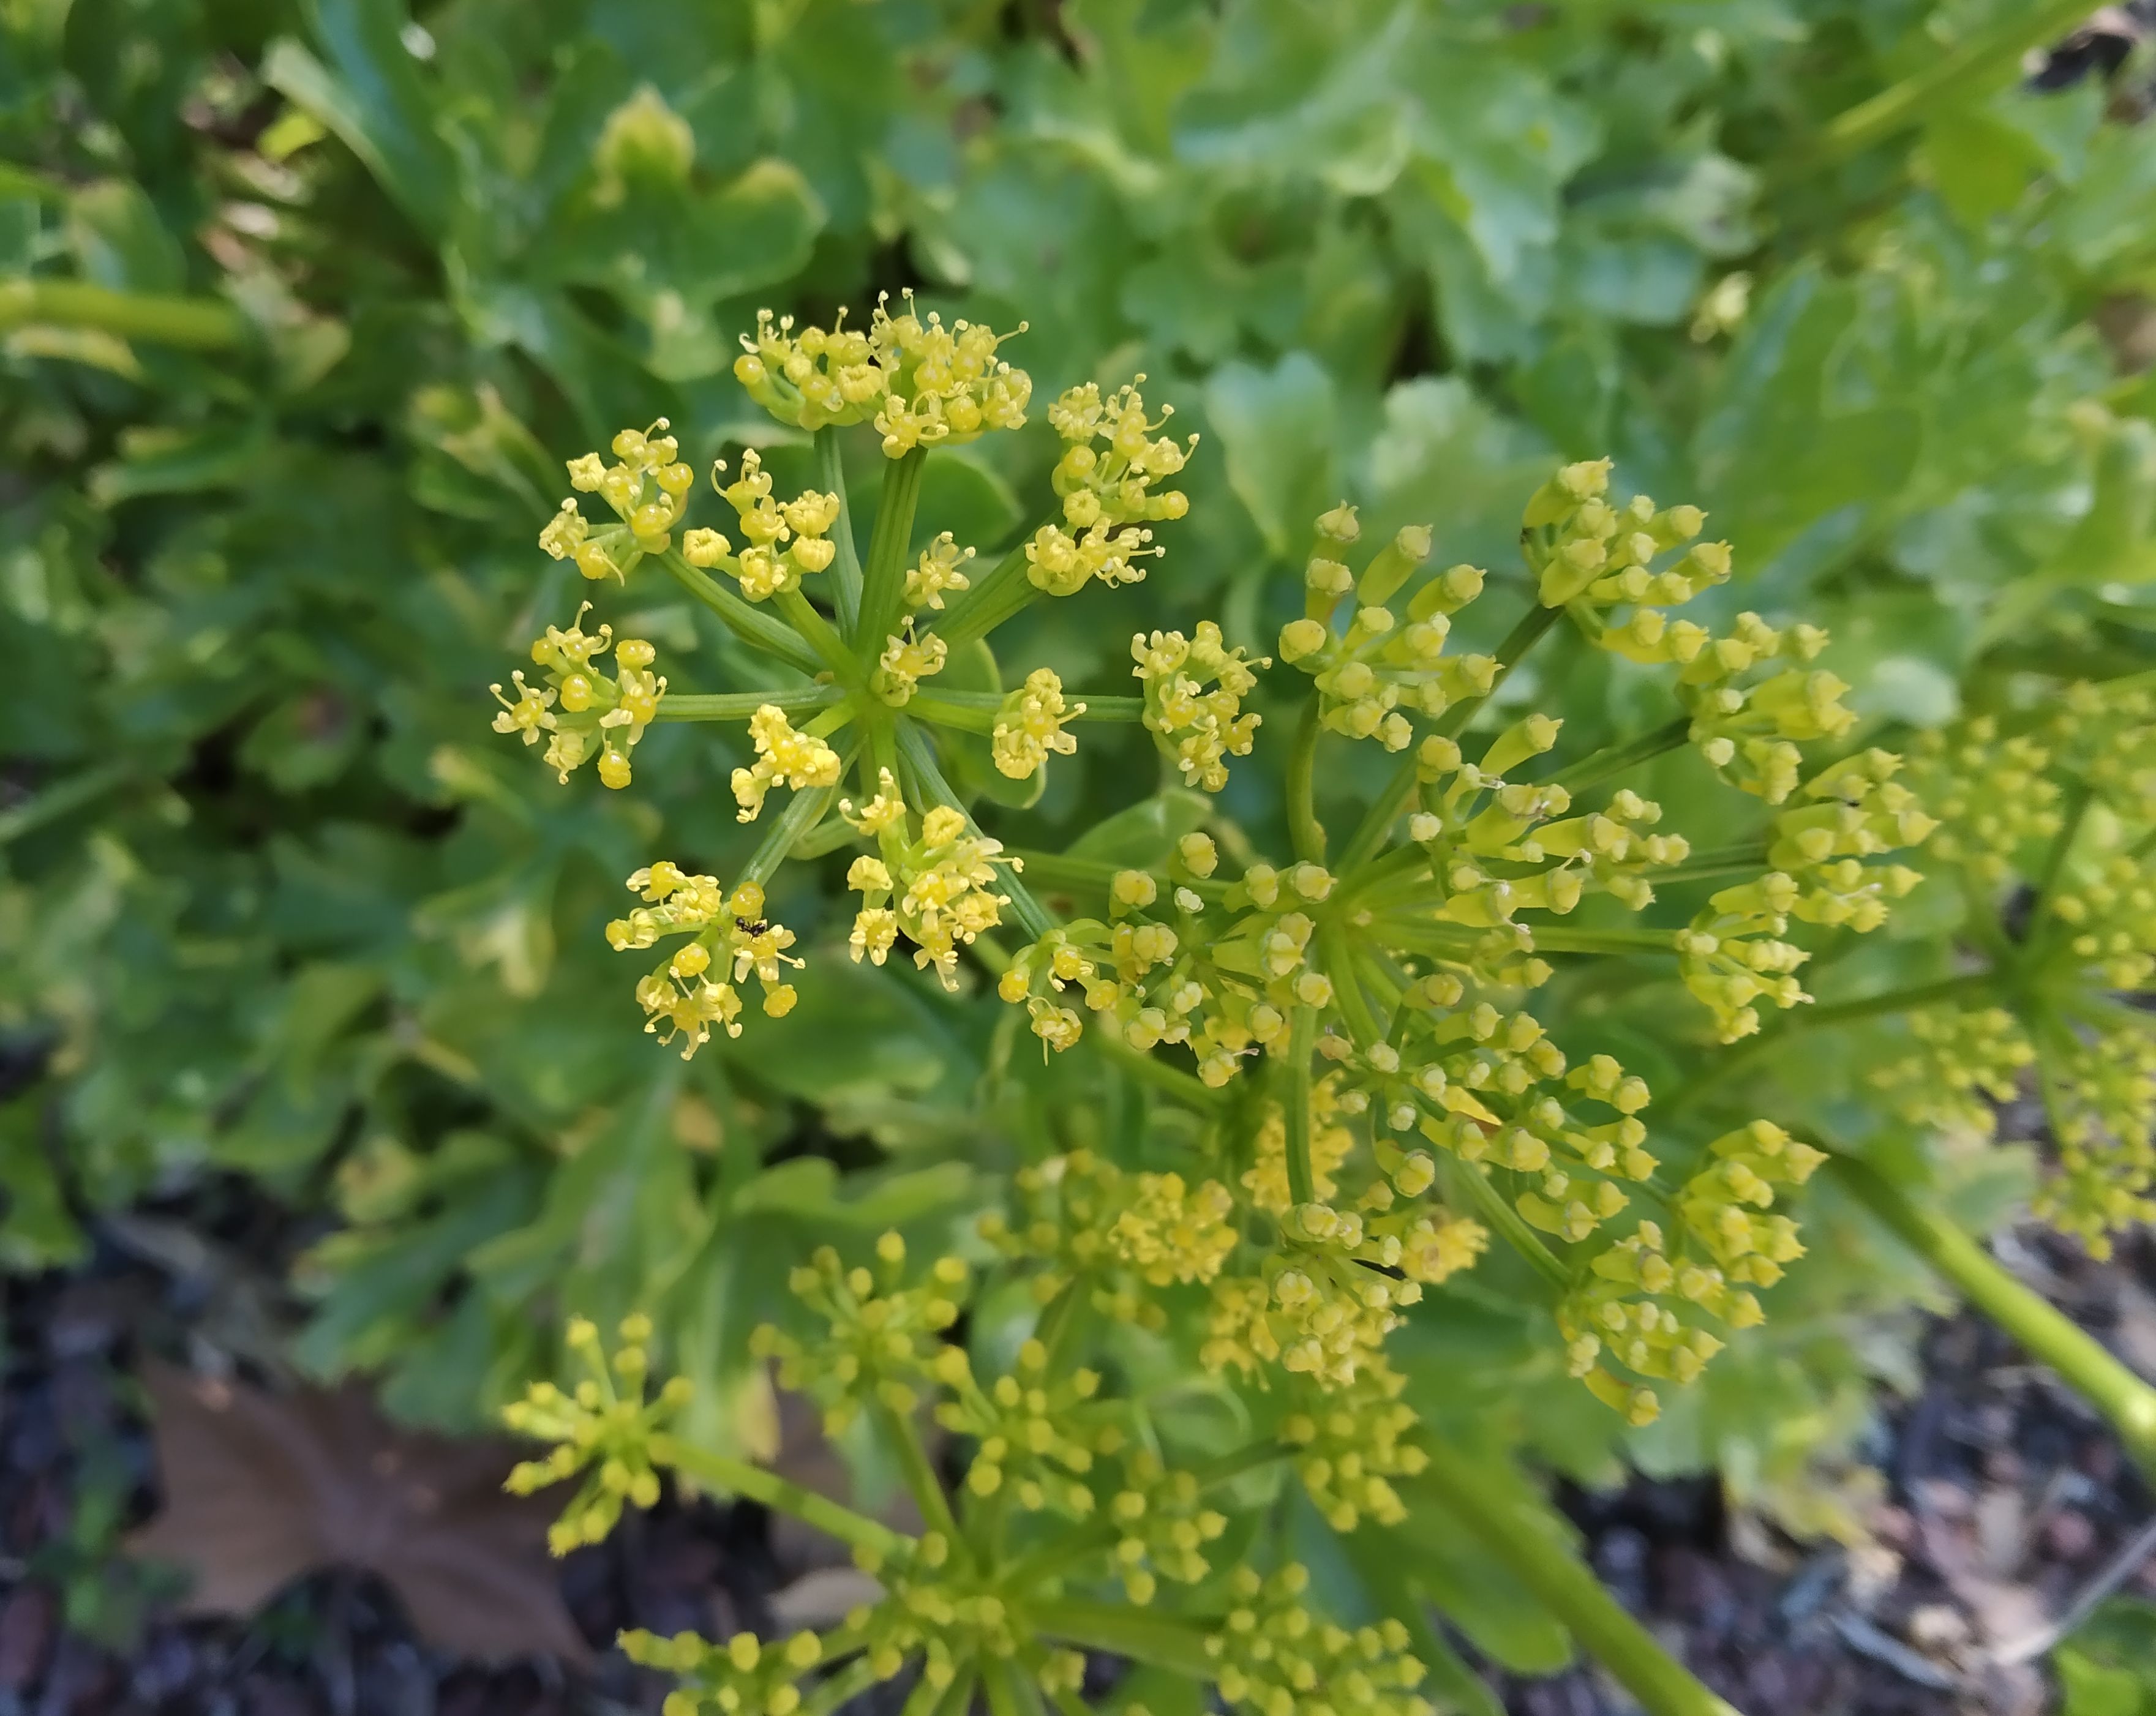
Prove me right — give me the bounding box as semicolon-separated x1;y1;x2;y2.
4;1205;2154;1715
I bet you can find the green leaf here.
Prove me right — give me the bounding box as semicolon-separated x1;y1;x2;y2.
268;0;457;239
1204;351;1338;561
1067;789;1212;867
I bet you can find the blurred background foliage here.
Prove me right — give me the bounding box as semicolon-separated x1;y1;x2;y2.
1;0;2152;1557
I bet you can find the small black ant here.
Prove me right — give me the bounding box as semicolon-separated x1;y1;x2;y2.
735;916;771;937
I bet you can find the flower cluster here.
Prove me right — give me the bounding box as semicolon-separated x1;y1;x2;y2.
540;421;694;582
1133;623;1268;791
906;531;974;612
1022;380;1194;597
605;866;802;1056
1204;1565;1435;1716
931;1338;1110;1517
731;704;843;821
844;777;1016;986
748;1232;971;1434
1558;1122;1825;1424
490;607;666;789
1108;1448;1230;1604
976;1148;1232;1330
1280;1363;1427;1532
732;294;1032;455
682;449;842;602
503;1315;688;1554
991;669;1084;780
619;1627;826;1716
1884;686;2156;1253
1278;506;1491;751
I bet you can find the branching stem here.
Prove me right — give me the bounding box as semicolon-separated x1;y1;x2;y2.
650;1434;910;1559
1830;1157;2156;1480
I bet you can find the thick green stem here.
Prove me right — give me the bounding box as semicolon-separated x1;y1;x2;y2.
1030;1600;1218;1680
740;760;852;890
1546;716;1691;792
1411;1442;1743;1716
0;277;247;348
906;689;1144;733
1093;1032;1230;1111
874;1400;966;1547
1283;1006;1317;1206
650;1434;910;1559
1286;699;1327;865
1320;927;1382;1047
1441;1157;1569;1289
1007;850;1229;904
2021;776;2094;965
1830;1158;2156;1479
1814;0;2098;163
857;448;928;659
773;585;863;684
926;531;1042;650
655;686;843;722
660;551;825;678
816;426;865;635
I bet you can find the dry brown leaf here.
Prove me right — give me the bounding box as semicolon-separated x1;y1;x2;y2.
127;1361;590;1665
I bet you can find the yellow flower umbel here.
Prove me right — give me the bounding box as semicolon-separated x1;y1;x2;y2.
606;865;802;1056
991;669;1084;780
843;775;1016;987
682;449;843;602
1887;684;2156;1255
490;606;666;789
731;704;843;822
540;421;696;584
1133;622;1268;790
503;1314;689;1556
1023;379;1193;597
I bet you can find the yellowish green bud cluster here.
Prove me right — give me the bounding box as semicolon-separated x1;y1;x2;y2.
1891;684;2156;1254
1204;1564;1435;1716
502;1314;690;1556
620;1626;825;1716
682;449;843;602
1558;1122;1824;1424
932;1338;1110;1517
843;776;1015;987
749;1231;971;1435
976;1150;1231;1328
1279;1363;1427;1532
543;420;695;582
1280;507;1494;751
733;294;1032;454
839;1531;1069;1695
490;605;666;789
606;865;802;1056
1677;756;1931;1044
1108;1447;1230;1604
1872;1006;2036;1139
